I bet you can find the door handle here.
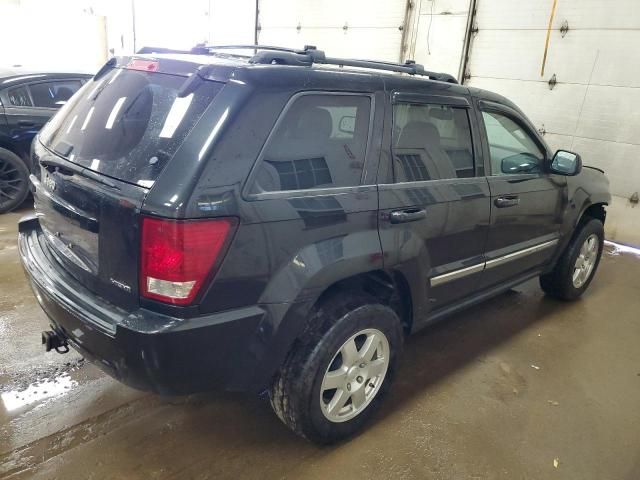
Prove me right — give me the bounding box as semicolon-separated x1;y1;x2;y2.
389;208;426;224
494;196;520;208
18;120;36;127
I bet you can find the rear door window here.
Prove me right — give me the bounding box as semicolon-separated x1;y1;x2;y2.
392;103;474;181
29;80;83;108
250;94;371;193
39;68;222;186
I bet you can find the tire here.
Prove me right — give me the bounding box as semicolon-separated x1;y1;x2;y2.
269;293;403;444
0;147;30;214
540;218;604;300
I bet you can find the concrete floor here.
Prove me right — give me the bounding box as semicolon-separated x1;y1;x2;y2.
1;207;639;480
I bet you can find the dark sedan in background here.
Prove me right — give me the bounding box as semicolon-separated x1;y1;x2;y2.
0;69;92;213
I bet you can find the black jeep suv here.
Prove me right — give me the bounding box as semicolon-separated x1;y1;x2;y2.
19;46;610;444
0;69;91;213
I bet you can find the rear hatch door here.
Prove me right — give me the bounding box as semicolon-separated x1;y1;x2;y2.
33;144;146;310
33;62;222;310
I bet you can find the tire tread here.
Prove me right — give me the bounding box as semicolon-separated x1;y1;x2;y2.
540;218;604;300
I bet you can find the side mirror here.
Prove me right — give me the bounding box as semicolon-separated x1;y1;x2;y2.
550;150;582;176
338;115;355;135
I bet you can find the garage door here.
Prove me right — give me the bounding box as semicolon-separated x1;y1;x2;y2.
406;0;472;81
465;0;640;204
464;0;640;243
133;0;211;49
257;0;407;62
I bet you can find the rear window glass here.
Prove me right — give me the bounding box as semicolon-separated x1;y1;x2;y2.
40;68;221;186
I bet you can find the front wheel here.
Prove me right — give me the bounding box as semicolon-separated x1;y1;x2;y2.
269;294;403;444
540;218;604;300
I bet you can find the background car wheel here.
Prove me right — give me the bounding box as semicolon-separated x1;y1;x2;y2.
0;147;30;214
269;293;403;444
540;218;604;300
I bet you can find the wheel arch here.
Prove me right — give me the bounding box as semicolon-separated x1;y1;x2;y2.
578;202;607;226
546;199;608;275
249;268;414;392
0;137;29;162
313;269;414;334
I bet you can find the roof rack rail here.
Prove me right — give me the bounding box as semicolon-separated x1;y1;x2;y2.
136;46;195;55
197;45;457;83
202;44;309;54
138;44;458;83
136;45;238;56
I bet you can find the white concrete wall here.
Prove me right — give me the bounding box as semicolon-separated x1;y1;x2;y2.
0;0;108;72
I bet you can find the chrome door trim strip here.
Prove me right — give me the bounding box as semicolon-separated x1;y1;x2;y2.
484;239;558;270
430;262;485;287
429;239;559;287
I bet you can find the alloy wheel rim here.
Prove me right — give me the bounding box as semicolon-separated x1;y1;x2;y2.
320;328;390;423
573;233;599;288
0;159;25;207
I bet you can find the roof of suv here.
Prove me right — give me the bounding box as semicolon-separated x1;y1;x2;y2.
128;45;458;83
110;46;523;119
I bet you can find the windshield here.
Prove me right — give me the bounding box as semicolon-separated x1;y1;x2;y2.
39;68;222;186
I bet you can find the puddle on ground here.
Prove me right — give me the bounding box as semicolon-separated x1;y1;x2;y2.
1;373;78;412
604;240;640;258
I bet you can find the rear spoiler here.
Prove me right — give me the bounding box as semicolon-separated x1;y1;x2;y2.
94;57;116;80
92;54;231;83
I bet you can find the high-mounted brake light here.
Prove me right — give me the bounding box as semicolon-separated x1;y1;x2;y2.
140;216;236;305
126;59;160;72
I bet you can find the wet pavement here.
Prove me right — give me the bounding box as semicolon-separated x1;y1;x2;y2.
1;206;639;479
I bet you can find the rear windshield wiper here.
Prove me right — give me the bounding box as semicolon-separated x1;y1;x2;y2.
40;157;83;175
39;158;119;189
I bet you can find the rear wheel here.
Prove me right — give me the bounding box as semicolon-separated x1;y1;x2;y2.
0;148;29;214
269;294;403;444
540;218;604;300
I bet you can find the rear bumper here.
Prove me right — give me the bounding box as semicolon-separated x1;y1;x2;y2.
18;215;286;395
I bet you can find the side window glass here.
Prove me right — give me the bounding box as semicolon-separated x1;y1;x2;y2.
392;103;474;182
7;86;32;107
29;80;83;108
252;95;371;193
481;111;544;175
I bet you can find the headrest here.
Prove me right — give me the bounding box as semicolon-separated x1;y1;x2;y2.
55;87;74;101
294;107;332;141
397;121;441;149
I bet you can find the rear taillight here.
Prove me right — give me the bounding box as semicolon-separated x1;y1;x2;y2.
140;216;236;305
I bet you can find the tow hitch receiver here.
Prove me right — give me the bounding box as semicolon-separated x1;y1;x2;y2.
42;330;70;354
